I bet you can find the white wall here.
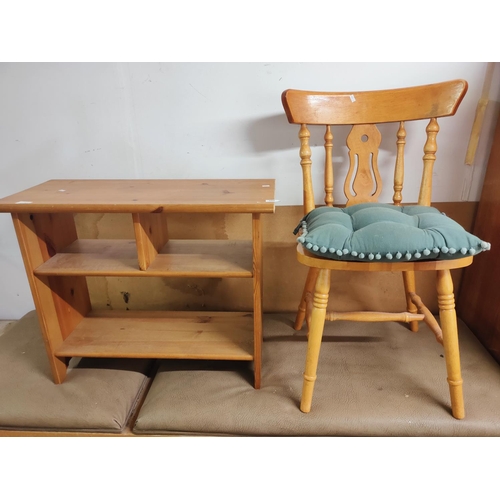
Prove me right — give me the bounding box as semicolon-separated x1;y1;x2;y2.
1;62;498;319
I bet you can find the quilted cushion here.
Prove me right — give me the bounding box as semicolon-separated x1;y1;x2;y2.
294;203;491;262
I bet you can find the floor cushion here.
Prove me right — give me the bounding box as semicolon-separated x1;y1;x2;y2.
0;311;154;433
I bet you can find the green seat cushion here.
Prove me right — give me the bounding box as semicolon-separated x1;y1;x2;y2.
294;203;490;262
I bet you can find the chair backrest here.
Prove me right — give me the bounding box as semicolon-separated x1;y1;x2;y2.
281;80;468;215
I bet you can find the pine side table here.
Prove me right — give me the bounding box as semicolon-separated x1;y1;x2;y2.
0;179;276;388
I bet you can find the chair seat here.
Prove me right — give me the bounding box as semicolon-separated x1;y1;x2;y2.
295;203;490;263
297;243;474;272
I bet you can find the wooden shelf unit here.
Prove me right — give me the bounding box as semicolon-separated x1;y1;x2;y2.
0;179;275;388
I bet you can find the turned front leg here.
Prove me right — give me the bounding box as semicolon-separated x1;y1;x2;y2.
437;269;464;419
300;268;330;413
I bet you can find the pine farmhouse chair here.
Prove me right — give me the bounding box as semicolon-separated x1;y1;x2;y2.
281;80;491;419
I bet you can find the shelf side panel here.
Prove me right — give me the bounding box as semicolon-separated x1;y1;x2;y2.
252;213;263;389
11;213;92;383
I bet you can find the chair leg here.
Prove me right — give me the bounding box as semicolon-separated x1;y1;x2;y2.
294;267;319;330
300;268;331;413
402;271;419;332
436;269;465;419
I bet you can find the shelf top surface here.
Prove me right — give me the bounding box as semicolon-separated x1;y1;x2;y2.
0;179;276;213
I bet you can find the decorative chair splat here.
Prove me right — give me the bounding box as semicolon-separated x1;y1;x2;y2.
344;124;382;206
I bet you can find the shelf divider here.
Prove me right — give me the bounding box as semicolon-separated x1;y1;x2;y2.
133;212;170;270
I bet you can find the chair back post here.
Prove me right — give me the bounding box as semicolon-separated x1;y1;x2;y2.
393;122;406;205
418;117;440;206
299;124;315;214
324;125;334;206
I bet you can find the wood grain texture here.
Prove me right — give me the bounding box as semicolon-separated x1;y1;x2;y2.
294;267;319;331
325;311;424;323
296;244;473;272
409;292;443;344
11;214;68;382
282;80;467;125
457;110;500;363
30;212;79;258
324;125;334;206
133;212;169;270
1;179;275;388
252;213;263;388
54;311;254;360
299;124;315;214
344;124;382;206
300;268;330;413
418;118;439;206
11;213;91;383
437;269;464;419
0;179;276;214
34;239;253;277
393;122;406;205
465;62;495;166
403;270;419;332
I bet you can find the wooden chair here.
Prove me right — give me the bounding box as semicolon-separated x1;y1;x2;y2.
281;79;485;419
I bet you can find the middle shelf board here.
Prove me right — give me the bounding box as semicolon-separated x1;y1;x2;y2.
54;310;255;360
34;239;254;277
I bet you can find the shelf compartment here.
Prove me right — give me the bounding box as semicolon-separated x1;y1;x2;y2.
150;240;253;277
54;310;254;360
34;239;253;277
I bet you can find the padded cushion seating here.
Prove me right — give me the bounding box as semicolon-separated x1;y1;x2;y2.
295;203;491;263
133;314;500;436
0;311;154;433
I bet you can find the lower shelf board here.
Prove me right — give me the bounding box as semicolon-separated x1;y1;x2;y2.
54;310;255;360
